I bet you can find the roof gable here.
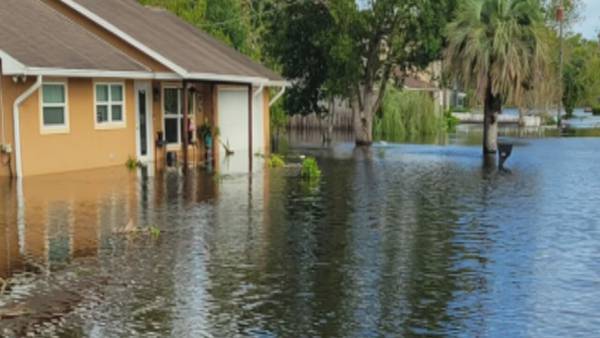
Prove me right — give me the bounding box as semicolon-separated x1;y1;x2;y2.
64;0;283;83
0;0;147;73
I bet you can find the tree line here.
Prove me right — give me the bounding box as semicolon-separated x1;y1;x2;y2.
140;0;597;153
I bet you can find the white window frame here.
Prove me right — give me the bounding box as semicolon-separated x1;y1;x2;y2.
39;81;70;135
94;81;126;130
160;83;196;150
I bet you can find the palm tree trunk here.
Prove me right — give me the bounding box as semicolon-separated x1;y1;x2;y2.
483;85;502;154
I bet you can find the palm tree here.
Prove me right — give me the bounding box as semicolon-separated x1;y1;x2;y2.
445;0;550;154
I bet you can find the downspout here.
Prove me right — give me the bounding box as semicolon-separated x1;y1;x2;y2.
248;84;253;173
14;75;43;178
253;84;264;98
269;86;286;107
0;58;5;145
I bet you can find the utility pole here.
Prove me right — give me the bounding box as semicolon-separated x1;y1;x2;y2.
557;0;565;128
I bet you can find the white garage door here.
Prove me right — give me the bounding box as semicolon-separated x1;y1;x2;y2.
218;87;248;153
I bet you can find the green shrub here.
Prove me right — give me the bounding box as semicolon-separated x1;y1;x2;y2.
445;110;460;130
268;154;286;168
300;157;321;179
592;106;600;115
373;88;443;142
125;157;140;170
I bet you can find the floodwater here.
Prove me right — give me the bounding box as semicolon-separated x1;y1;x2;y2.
2;127;600;337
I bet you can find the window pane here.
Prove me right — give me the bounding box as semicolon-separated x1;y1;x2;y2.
97;105;109;123
165;118;178;143
164;88;179;115
43;85;65;104
111;85;123;102
43;107;65;125
96;85;108;102
111;104;123;122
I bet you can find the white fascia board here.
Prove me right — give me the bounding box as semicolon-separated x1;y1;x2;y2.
0;50;27;75
266;80;291;88
186;72;267;84
60;0;189;77
25;67;177;79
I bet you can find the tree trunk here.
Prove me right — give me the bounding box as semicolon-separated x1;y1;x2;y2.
354;109;373;145
354;88;376;146
483;86;501;154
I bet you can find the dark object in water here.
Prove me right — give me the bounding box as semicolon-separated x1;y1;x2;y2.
166;152;177;167
498;143;513;169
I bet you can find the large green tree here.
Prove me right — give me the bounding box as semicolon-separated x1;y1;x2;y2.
268;0;454;145
446;0;550;154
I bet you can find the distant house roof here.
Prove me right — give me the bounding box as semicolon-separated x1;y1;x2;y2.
0;0;148;74
64;0;284;84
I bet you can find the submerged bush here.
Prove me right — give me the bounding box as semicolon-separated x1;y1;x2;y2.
592;106;600;116
268;154;286;168
125;157;141;170
373;88;444;141
300;157;321;179
445;109;460;130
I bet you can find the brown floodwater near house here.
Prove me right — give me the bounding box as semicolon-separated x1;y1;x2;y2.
1;127;600;337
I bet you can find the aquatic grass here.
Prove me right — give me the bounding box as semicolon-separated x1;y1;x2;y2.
300;157;321;180
268;154;286;168
149;225;161;239
125;157;145;170
373;88;444;142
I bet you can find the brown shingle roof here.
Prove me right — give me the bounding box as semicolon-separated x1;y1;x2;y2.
69;0;283;81
0;0;147;72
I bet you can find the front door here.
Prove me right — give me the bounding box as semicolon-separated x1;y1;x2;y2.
135;81;153;162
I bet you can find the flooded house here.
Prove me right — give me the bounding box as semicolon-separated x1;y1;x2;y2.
0;0;287;178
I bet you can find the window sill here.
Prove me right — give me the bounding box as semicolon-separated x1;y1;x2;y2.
41;127;70;135
95;122;126;130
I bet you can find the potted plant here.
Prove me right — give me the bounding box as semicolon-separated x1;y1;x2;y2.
198;119;214;150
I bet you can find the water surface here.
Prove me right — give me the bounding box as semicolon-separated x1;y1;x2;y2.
1;130;600;337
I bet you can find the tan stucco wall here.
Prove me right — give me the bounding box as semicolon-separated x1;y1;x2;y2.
42;0;171;72
263;90;271;155
0;76;34;177
10;77;136;177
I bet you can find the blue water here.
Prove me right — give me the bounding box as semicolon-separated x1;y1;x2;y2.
1;132;600;337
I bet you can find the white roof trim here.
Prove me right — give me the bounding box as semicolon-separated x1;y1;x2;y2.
266;80;291;88
187;72;266;84
0;50;27;74
60;0;189;77
59;0;289;86
25;68;179;79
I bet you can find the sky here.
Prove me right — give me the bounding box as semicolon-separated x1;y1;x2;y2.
573;0;600;40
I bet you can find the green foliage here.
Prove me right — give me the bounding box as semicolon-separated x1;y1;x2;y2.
592;106;600;116
125;157;141;170
561;35;600;110
446;0;551;106
373;88;443;142
266;1;335;115
268;154;285;168
138;0;268;61
267;0;456;140
149;225;161;239
445;110;460;131
300;157;321;180
541;113;557;125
